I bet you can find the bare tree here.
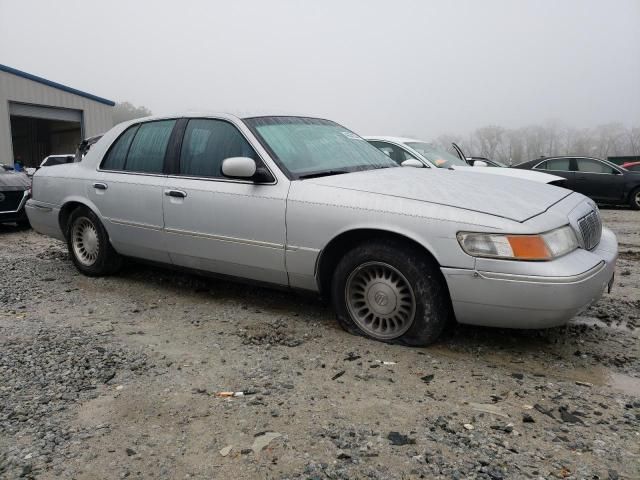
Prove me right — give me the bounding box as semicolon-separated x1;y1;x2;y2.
474;126;505;159
112;102;153;126
432;121;639;165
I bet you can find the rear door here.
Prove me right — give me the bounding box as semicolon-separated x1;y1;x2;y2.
573;158;625;201
534;157;577;189
88;120;176;262
162;117;288;285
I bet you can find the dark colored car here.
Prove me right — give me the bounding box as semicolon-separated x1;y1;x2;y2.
514;156;640;209
0;167;31;225
622;161;640;172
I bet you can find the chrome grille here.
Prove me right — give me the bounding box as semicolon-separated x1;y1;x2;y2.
577;209;602;250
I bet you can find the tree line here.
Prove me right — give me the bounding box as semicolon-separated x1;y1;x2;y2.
435;122;640;165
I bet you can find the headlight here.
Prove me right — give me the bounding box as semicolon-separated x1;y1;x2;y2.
457;225;578;261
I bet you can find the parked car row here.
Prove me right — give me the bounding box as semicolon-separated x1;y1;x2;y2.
515;156;640;209
25;113;618;346
365;136;567;186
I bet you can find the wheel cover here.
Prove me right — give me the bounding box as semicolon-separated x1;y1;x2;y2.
635;191;640;207
71;217;100;266
345;261;416;340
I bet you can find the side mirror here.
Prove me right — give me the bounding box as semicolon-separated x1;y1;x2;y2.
473;160;488;167
401;159;424;168
221;157;257;178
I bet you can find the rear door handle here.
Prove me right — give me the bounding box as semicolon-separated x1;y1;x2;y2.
165;189;187;198
93;182;108;190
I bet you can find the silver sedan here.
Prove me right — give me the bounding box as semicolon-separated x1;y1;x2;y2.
26;113;617;345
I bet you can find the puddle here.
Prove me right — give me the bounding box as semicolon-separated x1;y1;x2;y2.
608;372;640;397
559;366;640;398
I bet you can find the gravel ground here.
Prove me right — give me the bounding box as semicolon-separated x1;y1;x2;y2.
0;208;639;479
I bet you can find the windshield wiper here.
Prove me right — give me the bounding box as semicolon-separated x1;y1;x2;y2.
297;170;350;179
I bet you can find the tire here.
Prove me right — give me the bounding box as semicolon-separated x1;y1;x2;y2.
66;207;122;276
630;187;640;210
331;238;452;346
16;217;30;228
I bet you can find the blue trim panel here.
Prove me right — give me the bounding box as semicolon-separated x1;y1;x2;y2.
0;64;115;106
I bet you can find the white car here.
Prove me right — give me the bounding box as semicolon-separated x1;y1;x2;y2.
26;113;616;346
366;136;566;186
40;154;75;168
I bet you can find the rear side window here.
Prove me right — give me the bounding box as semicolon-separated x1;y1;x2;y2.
102;126;139;170
125;120;176;173
179;119;257;177
538;158;571;171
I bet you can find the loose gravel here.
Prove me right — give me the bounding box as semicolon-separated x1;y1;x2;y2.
0;209;638;479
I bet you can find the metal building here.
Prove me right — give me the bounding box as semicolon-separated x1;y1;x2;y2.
0;64;114;168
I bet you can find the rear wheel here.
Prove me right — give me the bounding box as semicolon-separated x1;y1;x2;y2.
67;207;122;276
630;187;640;210
331;239;451;346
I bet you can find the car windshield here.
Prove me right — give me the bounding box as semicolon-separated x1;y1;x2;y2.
406;142;468;168
244;117;397;178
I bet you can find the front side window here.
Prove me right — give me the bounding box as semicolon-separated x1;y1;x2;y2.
244;117;396;178
368;141;418;165
405;142;467;168
179;119;257;177
576;158;617;174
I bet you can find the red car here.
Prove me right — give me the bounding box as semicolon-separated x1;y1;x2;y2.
622;161;640;172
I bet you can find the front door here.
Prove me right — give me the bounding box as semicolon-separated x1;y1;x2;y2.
88;120;176;262
573;158;625;202
162;118;288;285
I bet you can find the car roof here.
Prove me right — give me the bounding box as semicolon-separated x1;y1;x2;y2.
514;155;621;168
363;136;427;144
132;111;323;121
116;112;339;129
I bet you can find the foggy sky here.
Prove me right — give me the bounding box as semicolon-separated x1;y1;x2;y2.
1;0;638;138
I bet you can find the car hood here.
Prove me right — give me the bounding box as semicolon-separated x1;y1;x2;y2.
305;167;572;222
450;165;564;184
0;171;30;190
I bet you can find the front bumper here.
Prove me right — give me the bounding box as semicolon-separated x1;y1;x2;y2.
441;226;618;329
25;200;65;241
0;189;30;224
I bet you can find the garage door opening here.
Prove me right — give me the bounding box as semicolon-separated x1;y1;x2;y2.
8;103;83;168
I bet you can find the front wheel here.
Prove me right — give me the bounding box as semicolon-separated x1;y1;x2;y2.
67;207;122;276
331;239;452;346
630;187;640;210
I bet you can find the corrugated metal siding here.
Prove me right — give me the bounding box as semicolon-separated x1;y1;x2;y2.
0;70;113;165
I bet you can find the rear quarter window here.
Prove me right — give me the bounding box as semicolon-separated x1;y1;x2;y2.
101;126;139;170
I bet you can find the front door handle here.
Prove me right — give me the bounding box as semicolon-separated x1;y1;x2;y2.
165;189;187;198
93;182;108;190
